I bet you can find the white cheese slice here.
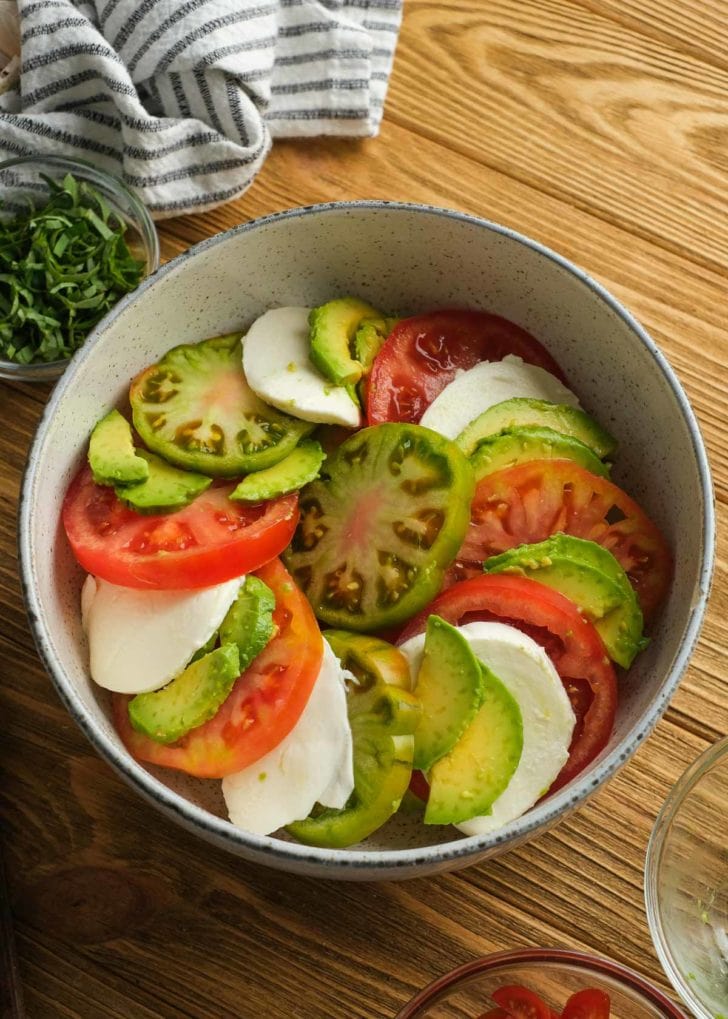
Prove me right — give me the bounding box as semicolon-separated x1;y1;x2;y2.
222;640;354;836
242;306;361;428
419;355;580;439
399;620;575;835
81;574;243;695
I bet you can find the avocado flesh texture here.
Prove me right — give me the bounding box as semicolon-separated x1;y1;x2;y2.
413;615;485;772
115;450;212;514
287;681;421;848
309;296;383;386
128;643;240;744
219;576;276;673
88;409;149;487
471;426;610;481
426;662;523;826
456;398;617;459
484;534;648;668
230;440;325;503
353;316;400;372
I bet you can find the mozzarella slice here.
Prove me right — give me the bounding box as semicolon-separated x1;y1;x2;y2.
399;621;575;836
81;574;243;695
242;306;361;428
222;640;354;835
420;355;580;440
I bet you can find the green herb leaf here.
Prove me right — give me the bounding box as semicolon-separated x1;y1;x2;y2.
0;173;147;365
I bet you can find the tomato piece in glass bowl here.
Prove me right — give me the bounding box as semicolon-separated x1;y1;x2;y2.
112;558;323;779
366;309;567;426
62;464;299;590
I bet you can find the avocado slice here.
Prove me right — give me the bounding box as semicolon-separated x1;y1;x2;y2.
413;615;485;772
287;680;421;848
309;296;383;386
115;450;212;514
88;409;149;487
470;426;610;481
484;534;649;668
425;663;523;826
353;316;399;374
128;643;241;744
456;398;617;459
229;441;325;503
219;576;276;673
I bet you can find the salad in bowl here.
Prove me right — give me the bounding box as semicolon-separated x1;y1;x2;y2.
19;203;712;879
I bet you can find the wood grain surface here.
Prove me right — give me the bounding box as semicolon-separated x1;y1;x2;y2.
2;1;727;1016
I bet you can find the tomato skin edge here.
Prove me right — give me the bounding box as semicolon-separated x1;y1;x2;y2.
398;574;617;795
112;558;323;779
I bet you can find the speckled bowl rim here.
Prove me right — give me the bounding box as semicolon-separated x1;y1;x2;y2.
18;201;716;874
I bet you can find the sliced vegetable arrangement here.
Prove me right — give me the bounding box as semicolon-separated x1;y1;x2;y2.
61;296;672;846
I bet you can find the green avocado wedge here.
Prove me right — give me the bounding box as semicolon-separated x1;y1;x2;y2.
88;409;149;487
219;576;276;674
229;441;325;503
425;663;523;826
286;660;421;849
353;316;399;374
470;426;610;481
309;296;384;387
115;450;212;514
413;615;485;773
456;397;617;460
484;534;649;668
128;643;240;745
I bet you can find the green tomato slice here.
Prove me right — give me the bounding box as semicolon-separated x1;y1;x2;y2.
284;423;475;631
287;637;421;849
130;334;312;477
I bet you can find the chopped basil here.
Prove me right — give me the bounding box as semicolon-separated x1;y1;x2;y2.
0;173;146;365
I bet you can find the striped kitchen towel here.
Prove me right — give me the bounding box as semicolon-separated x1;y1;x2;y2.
0;0;402;217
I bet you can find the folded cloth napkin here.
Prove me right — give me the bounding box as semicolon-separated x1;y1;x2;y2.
0;0;402;216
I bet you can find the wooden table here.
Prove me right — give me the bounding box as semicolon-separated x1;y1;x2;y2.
2;2;727;1016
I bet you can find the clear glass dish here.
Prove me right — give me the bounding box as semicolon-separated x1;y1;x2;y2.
646;736;728;1019
396;948;686;1018
0;154;159;383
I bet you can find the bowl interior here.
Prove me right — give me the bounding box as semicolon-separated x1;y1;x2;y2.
21;204;712;873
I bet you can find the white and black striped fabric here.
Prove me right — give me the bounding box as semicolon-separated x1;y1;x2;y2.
0;0;401;216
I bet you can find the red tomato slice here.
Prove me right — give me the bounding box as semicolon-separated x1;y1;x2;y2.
398;575;618;793
366;310;567;425
408;770;430;802
562;989;611;1019
457;459;671;620
62;464;299;590
492;985;552;1019
478;1010;509;1018
112;558;323;779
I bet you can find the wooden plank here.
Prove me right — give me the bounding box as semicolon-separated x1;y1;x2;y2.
575;0;728;72
386;0;728;274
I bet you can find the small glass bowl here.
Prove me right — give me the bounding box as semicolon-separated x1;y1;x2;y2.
396;948;686;1018
0;154;159;383
646;736;728;1018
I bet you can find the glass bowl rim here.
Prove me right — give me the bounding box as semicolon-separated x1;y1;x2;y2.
396;947;688;1017
0;153;159;378
645;734;728;1019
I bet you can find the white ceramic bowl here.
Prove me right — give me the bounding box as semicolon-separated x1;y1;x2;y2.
19;203;714;880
